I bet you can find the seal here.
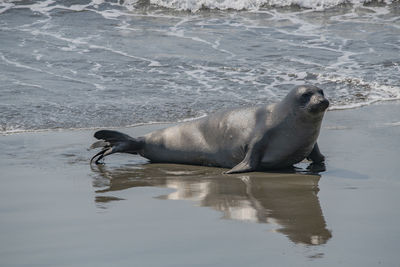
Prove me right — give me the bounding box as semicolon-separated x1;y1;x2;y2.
90;85;329;174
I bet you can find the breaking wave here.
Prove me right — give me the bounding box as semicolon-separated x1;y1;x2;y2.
125;0;396;11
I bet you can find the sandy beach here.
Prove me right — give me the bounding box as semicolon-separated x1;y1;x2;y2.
1;101;399;266
1;1;399;266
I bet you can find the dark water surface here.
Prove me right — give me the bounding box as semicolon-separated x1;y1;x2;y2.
1;0;400;133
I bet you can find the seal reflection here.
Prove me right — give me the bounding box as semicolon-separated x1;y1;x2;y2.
91;163;331;246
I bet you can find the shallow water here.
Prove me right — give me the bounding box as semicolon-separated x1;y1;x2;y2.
1;102;400;266
92;163;331;246
1;0;400;133
2;1;400;265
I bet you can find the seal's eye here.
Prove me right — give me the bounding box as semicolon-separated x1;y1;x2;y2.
318;90;324;96
301;92;313;101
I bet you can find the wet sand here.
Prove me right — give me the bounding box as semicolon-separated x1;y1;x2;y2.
1;102;400;266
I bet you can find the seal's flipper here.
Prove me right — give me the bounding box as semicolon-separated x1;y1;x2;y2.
90;148;113;165
90;130;144;164
306;143;325;163
224;141;264;174
224;159;256;174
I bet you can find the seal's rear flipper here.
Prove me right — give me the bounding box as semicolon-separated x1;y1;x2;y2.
90;130;144;164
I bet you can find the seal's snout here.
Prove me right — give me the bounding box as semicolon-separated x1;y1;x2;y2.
319;98;329;111
309;95;329;113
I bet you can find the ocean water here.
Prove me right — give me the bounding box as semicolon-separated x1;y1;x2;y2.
1;0;399;134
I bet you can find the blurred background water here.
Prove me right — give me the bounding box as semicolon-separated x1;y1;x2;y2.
1;0;399;133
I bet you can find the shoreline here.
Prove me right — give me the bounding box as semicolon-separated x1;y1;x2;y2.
2;99;399;136
1;101;400;266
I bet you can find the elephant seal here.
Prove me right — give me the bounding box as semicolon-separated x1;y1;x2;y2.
90;85;329;174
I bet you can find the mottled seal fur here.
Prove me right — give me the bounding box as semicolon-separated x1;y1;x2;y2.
90;85;329;174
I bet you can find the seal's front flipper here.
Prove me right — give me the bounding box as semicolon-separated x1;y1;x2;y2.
307;142;325;163
307;162;326;173
224;142;264;174
90;130;144;165
224;159;256;174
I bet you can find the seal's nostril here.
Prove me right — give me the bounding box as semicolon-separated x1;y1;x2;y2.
321;99;330;109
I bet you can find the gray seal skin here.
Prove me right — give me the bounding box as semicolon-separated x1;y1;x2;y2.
90;85;329;174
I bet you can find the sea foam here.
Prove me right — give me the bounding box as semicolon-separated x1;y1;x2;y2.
126;0;394;11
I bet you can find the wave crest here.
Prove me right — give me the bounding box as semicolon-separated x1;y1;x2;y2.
123;0;395;11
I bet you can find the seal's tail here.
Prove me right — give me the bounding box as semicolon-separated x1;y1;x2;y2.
90;130;144;164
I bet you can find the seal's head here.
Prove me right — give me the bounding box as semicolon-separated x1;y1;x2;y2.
293;85;329;115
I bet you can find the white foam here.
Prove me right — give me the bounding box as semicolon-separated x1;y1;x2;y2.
132;0;395;11
0;120;177;136
0;2;14;14
178;113;208;122
317;73;400;110
11;80;43;89
148;61;163;67
327;98;397;111
2;0;394;14
17;26;162;67
381;122;400;127
0;52;99;89
149;0;267;12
